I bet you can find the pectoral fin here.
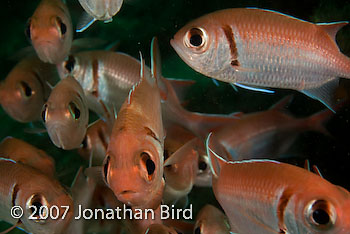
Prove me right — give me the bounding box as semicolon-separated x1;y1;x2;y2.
301;78;340;113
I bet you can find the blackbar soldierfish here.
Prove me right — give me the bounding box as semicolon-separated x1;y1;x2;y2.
0;56;57;122
206;133;350;234
194;204;231;234
57;51;141;117
0;137;55;177
171;8;350;111
26;0;73;64
104;41;164;209
0;158;73;234
78;119;111;166
76;0;123;32
42;76;89;150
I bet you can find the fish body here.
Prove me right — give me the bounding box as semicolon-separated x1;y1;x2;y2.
171;8;350;110
0;159;73;234
43;76;89;150
78;0;123;21
163;138;199;205
27;0;73;64
57;51;142;117
0;137;55;177
206;136;350;234
194;204;231;234
78;119;111;165
104;50;165;209
210;98;332;160
0;56;57;122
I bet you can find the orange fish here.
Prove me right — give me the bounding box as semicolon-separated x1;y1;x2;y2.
42;76;89;150
206;133;350;234
0;137;55;177
0;56;57;122
0;158;74;234
171;8;350;111
26;0;73;64
209;96;333;160
78;119;111;166
163;138;199;206
104;43;164;209
194;204;231;234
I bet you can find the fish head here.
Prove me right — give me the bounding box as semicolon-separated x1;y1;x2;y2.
104;129;164;209
194;204;231;234
195;153;213;187
16;173;74;234
164;139;199;192
57;54;80;79
171;16;229;77
43;77;88;150
286;183;350;233
0;67;47;122
27;1;73;64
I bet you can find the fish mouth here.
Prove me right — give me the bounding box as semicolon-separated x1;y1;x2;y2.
116;191;141;206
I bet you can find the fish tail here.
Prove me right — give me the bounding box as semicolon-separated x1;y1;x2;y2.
305;108;334;136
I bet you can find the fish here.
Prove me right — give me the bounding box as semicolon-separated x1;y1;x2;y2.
26;0;73;64
164;124;196;158
144;223;178;234
57;48;241;136
78;119;111;166
42;76;89;150
0;158;74;234
163;138;199;206
171;8;350;111
195;153;212;187
206;133;350;234
0;137;55;177
104;46;165;209
0;56;57;122
209;96;333;160
76;0;124;32
194;204;231;234
57;51;142;117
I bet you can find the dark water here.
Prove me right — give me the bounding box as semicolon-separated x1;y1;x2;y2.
1;0;350;233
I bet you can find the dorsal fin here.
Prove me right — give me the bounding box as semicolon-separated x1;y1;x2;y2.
317;21;349;41
269;95;293;110
151;37;161;83
205;132;227;179
164;138;198;167
127;52;145;105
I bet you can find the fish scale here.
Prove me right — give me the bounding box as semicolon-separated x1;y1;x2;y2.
171;8;350;110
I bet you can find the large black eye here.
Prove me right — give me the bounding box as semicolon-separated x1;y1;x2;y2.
25;19;31;40
103;155;110;183
186;28;206;48
141;152;155;180
68;102;80;120
27;194;47;221
81;136;87;149
56;17;67;35
41;104;48;122
306;200;335;229
194;226;201;234
20;81;33;98
65;56;75;73
198;160;207;171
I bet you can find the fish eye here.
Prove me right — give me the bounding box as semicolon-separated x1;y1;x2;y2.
103;155;110;184
68;102;81;120
194;226;201;234
306;200;336;229
64;55;75;73
140;152;156;180
81;136;88;149
185;27;207;51
41;104;48;122
19;81;33;98
26;194;48;222
25;19;31;40
198;160;207;171
56;17;67;36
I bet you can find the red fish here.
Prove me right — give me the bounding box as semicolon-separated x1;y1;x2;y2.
171;8;350;111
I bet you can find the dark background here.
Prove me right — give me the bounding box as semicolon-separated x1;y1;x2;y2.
0;0;350;233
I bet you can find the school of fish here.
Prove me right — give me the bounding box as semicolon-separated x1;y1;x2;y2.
1;1;350;233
